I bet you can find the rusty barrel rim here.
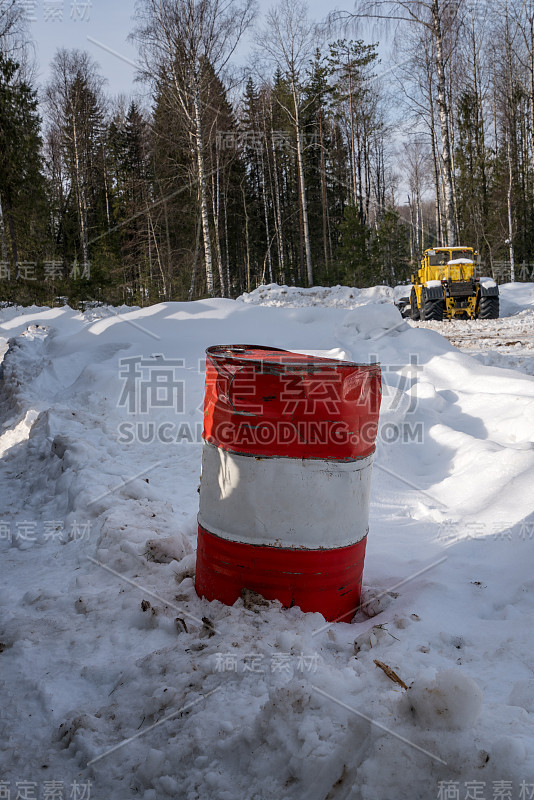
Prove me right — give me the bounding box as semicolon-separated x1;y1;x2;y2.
206;344;381;371
203;344;382;461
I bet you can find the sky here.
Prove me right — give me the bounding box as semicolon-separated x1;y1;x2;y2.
26;0;364;98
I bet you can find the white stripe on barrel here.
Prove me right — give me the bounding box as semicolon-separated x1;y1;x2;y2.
199;441;373;549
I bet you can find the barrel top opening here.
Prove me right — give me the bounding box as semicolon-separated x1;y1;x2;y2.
206;344;381;370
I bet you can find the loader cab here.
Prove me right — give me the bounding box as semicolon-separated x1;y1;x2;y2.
426;249;450;267
419;247;477;286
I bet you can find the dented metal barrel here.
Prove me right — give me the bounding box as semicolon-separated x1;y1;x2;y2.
195;345;382;621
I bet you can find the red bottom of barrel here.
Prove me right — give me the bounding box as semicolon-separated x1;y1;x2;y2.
195;524;367;622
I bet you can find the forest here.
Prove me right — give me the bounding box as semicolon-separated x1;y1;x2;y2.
1;0;534;306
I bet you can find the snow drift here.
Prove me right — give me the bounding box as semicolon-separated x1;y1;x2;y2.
1;292;534;799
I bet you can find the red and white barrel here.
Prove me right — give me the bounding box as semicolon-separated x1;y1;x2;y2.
195;345;382;621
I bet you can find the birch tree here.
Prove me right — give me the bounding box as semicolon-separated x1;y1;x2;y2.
134;0;256;296
256;0;317;286
0;0;28;60
335;0;460;245
327;40;378;219
404;137;432;255
45;49;106;267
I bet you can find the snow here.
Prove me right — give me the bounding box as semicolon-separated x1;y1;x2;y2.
499;282;534;316
1;288;534;799
238;282;408;308
239;281;534;316
405;667;483;731
415;283;534;377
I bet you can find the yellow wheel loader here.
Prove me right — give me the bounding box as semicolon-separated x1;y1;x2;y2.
408;247;499;321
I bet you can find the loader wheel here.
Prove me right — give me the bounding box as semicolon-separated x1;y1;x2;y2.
421;290;444;322
478;295;499;319
410;289;420;320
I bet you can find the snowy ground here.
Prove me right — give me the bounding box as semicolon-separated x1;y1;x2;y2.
1;287;534;800
414;284;534;378
244;281;534;375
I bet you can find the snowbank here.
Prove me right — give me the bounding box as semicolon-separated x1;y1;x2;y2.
238;282;409;308
499;282;534;316
1;297;534;798
240;281;534;318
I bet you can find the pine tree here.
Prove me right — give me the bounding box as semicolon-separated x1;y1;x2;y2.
372;209;410;285
337;204;371;285
302;49;333;279
45;49;108;287
107;102;153;302
455;88;489;255
0;53;45;278
326;39;378;224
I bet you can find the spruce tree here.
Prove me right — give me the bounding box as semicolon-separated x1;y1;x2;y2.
0;53;44;278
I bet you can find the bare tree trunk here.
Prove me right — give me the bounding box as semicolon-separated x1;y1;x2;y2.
348;68;358;207
363;117;372;223
102;142;111;228
432;0;456;245
420;197;425;250
319;109;329;271
504;5;516;282
189;217;202;300
423;51;442;245
71;115;89;264
148;214;153;282
326;122;334;263
529;23;534;174
211;148;226;297
415;189;420;252
295;137;311;283
162;194;173;299
408;195;415;261
293;87;313;285
260;149;273;283
242;183;251;292
135;0;255;297
433;127;445;245
223;187;231;296
446;66;459;241
148;211;167;298
297;156;304;283
258;0;315;285
507;136;516;282
269;99;285;281
0;195;10;265
194;87;215;295
356;127;364;220
470;15;487;240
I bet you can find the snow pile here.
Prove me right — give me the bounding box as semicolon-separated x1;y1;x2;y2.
239;281;534;319
406;668;483;731
498;282;534;317
1;297;534;798
414;286;534;376
238;282;410;308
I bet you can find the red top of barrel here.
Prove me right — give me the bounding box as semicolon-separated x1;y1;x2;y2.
203;345;382;461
